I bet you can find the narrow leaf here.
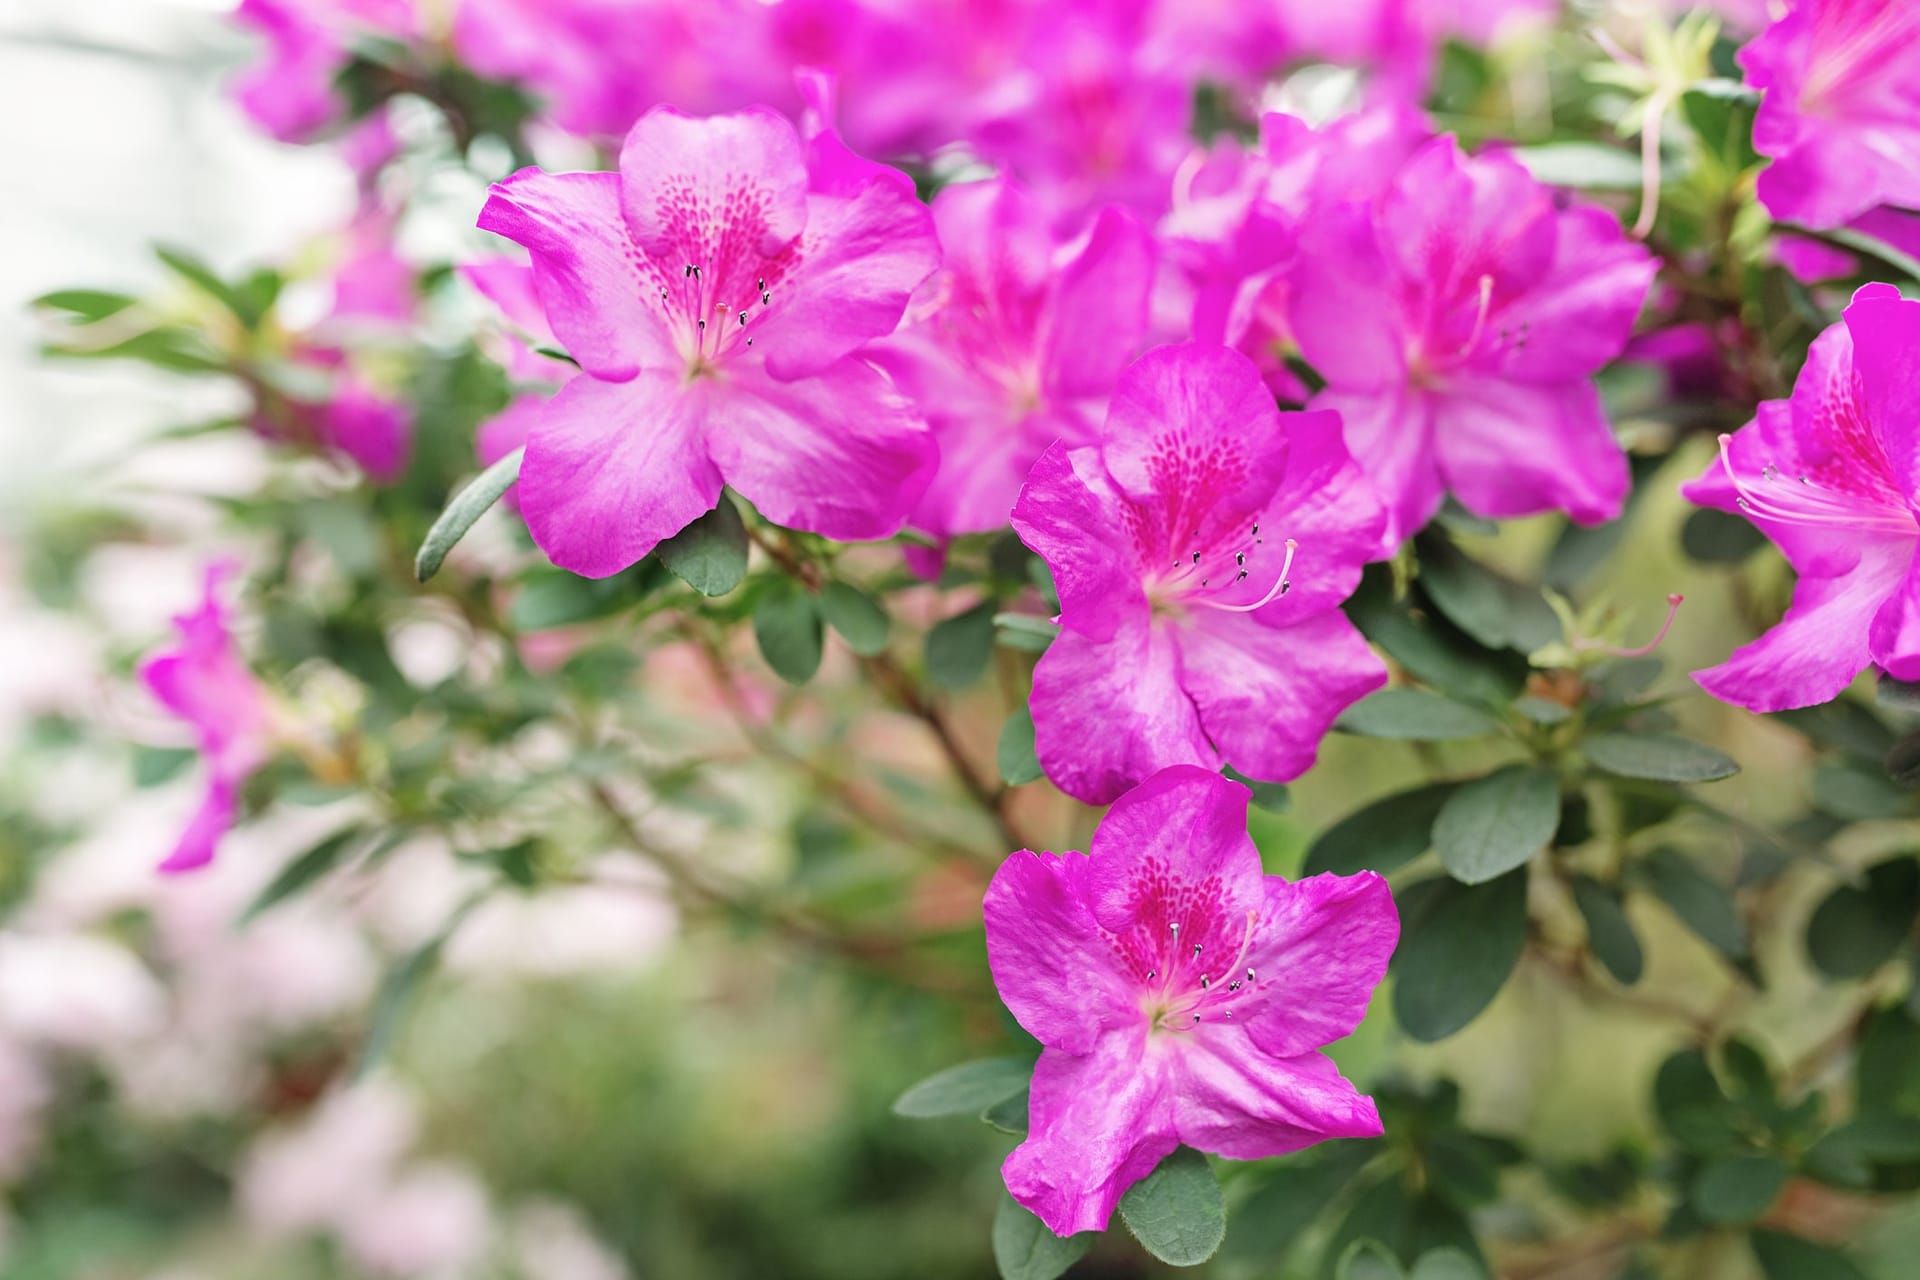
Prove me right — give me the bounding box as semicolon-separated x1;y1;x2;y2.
1337;689;1502;741
1584;732;1739;783
241;827;367;924
1570;875;1644;985
414;447;523;582
891;1056;1032;1118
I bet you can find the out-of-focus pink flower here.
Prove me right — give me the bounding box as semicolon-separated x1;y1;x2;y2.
1742;0;1920;229
868;178;1153;549
509;1202;632;1280
984;766;1397;1235
340;1161;493;1278
0;934;166;1052
240;1080;419;1236
1682;284;1920;712
1777;206;1920;281
229;0;416;143
319;377;412;482
464;255;574;510
139;562;273;873
478;106;938;577
1288;136;1656;544
1273;0;1554;101
1011;344;1387;804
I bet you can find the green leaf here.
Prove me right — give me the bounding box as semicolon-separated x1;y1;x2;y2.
1812;763;1909;819
992;1191;1094;1280
819;581;890;656
1514;696;1571;725
1346;568;1527;708
1680;508;1767;564
132;744;196;787
1858;1006;1920;1114
1654;1049;1741;1154
1411;1249;1488;1280
1583;732;1739;783
1878;673;1920;712
33;288;137;322
1511;141;1646;189
1223;766;1289;813
354;899;474;1078
1885;730;1920;787
1221;1149;1372;1262
1691;1153;1789;1225
1570;876;1644;985
1416;537;1561;653
1773;700;1895;760
1337;1240;1407;1280
508;568;630;631
1750;1231;1870;1280
241;827;367;924
1803;1116;1920;1187
1792;224;1920;289
155;243;266;325
753;586;824;685
414;447;523;582
1423;1133;1502;1210
926;601;996;690
46;326;226;372
891;1056;1031;1118
993;611;1057;653
1117;1146;1226;1267
1392;871;1529;1041
1806;857;1920;979
657;498;748;596
1641;848;1748;959
1337;689;1502;741
1433;766;1560;885
981;1089;1030;1134
1304;783;1455;877
997;708;1044;786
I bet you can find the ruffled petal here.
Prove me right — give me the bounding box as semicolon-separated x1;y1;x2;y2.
1485;203;1656;383
1085;766;1264;935
1429;377;1628;526
1029;620;1214;806
1003;1034;1178;1237
1241;872;1398;1059
477;169;674;381
1869;545;1920;681
1172;1037;1382;1160
1174;608;1387;785
617;106;808;266
984;849;1135;1054
1843;283;1920;504
1045;206;1155;399
518;374;724;579
1010;443;1144;643
1312;385;1441;549
704;358;935;542
1290;200;1408;390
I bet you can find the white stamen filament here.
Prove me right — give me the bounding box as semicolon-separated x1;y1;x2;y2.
1195;539;1299;614
1715;434;1914;532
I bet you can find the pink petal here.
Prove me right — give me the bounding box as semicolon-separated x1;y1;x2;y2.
1010;443;1144;643
1174;608;1387;784
1085;766;1264;935
704;358;934;542
984;849;1135;1054
1045;206;1155;399
1003;1033;1178;1237
519;374;724;579
459;258;551;341
321;380;411;484
1428;377;1628;526
1485;203;1657;383
1870;545;1920;681
475;394;545;513
1682;402;1869;580
1173;1038;1382;1160
1241;872;1399;1059
159;777;241;874
1029;620;1215;806
1310;385;1442;550
1844;282;1920;502
477;169;674;382
617;106;809;267
1377;138;1555;303
1290;201;1409;389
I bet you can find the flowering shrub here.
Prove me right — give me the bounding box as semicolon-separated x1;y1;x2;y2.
13;0;1920;1277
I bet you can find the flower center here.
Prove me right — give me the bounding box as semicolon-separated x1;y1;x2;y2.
1141;912;1262;1033
1715;433;1917;535
1150;528;1300;615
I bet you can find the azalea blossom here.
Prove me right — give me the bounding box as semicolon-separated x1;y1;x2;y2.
477;106;939;577
1011;343;1387;804
1288;135;1657;544
867;178;1153;553
984;766;1397;1235
230;0;416;143
1741;0;1920;229
139;563;274;873
1682;283;1920;712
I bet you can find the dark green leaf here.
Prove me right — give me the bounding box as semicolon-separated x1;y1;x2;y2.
993;611;1057;653
32;288;137;322
926;601;997;690
1680;508;1767;564
1584;733;1739;783
1886;731;1920;787
1305;784;1455;877
891;1056;1031;1118
1773;700;1895;760
1812;763;1909;819
991;1191;1094;1280
1223;1147;1372;1262
1750;1231;1870;1280
355;899;474;1078
1858;1006;1920;1114
1416;537;1561;652
1411;1249;1487;1280
155;243;266;325
414;447;523;582
1392;871;1529;1041
1224;766;1289;813
1118;1146;1226;1267
1570;876;1644;985
657;497;748;597
508;569;630;631
241;827;367;924
982;1089;1029;1134
819;581;890;655
1806;857;1920;979
753;586;824;685
1691;1153;1789;1224
1803;1116;1920;1187
1641;848;1748;959
1514;696;1571;725
1337;1240;1407;1280
1654;1049;1741;1154
1337;689;1502;741
1434;767;1560;885
1346;568;1527;707
132;745;196;787
997;708;1043;786
1878;674;1920;713
1423;1133;1501;1210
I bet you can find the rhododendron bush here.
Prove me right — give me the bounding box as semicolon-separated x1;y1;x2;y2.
15;0;1920;1275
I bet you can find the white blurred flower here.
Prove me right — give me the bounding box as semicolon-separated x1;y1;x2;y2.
339;1160;493;1279
238;1078;417;1236
509;1200;630;1280
0;932;166;1052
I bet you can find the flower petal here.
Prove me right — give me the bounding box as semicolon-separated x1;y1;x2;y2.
519;373;724;579
984;849;1135;1054
1429;377;1627;526
1085;766;1263;935
704;358;934;542
1290;200;1408;390
1173;1037;1382;1160
159;777;241;874
1045;206;1155;399
1844;282;1920;503
1011;443;1144;643
617;106;808;267
1029;620;1215;806
1003;1034;1178;1237
1174;608;1386;784
1870;545;1920;681
477;168;674;382
1485;203;1655;382
1242;872;1398;1059
1312;384;1441;549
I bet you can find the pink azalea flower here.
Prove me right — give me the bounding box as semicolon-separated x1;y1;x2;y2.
1272;0;1554;101
477;106;939;578
139;563;274;873
1288;136;1657;544
464;256;574;509
1682;283;1920;712
1011;344;1388;805
229;0;415;143
984;765;1397;1235
867;178;1153;549
1741;0;1920;230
